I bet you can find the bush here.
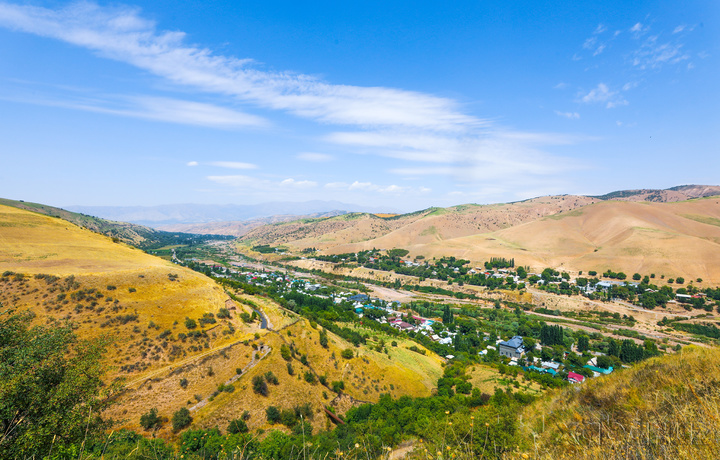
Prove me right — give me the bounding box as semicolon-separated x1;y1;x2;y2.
185;317;197;329
140;408;162;430
172;408;192;431
332;380;345;393
227;419;248;434
179;378;188;389
280;344;292;361
265;371;279;385
266;406;281;424
252;375;268;396
341;348;354;359
304;371;316;384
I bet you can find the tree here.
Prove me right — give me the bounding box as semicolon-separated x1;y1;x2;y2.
319;330;329;348
172;408;192;431
227;419;248;434
341;348;354;359
632;273;641;281
0;311;118;458
577;335;589;352
266;406;281;424
140;408;162;430
596;355;613;369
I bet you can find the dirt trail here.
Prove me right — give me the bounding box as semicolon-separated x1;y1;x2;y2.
190;344;271;412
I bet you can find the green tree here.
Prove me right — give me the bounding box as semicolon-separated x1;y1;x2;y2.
266;406;281;424
0;311;118;458
140;408;162;430
577;335;589;352
172;408;192;431
227;418;248;434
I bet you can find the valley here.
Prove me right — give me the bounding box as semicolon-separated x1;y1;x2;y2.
2;188;720;459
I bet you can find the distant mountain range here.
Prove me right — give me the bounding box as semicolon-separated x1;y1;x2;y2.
66;201;396;226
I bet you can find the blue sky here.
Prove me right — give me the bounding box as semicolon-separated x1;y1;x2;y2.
0;1;717;211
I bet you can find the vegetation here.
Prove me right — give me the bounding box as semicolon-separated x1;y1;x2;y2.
0;310;117;458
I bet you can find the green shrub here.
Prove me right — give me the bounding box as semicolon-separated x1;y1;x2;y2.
171;408;192;431
139;408;162;430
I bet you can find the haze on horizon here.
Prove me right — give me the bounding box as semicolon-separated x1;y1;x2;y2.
0;1;717;212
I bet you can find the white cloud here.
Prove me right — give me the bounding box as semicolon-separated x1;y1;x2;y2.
297;152;334;162
208;161;258;169
632;36;690;70
0;85;269;128
594;24;607;34
554;111;580;119
0;2;479;132
186;161;198;166
578;83;628;108
280;178;317;188
323;180;415;195
0;1;593;204
630;22;649;37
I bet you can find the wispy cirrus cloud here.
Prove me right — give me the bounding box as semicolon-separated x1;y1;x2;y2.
297;152;334;162
208;161;258;170
0;1;590;203
554;110;580;119
0;82;269;128
578;83;628;108
0;1;477;132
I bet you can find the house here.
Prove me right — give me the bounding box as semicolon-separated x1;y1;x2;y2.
498;336;524;359
567;372;585;384
348;294;370;302
584;364;613;376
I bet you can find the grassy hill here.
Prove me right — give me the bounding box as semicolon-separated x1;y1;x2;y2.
0;198;231;249
239;191;720;284
0;203;445;439
516;345;720;459
418;197;720;283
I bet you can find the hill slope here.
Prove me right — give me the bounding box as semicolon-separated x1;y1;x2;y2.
0;203;444;437
0;198;230;249
240;195;599;250
417;197;720;282
518;345;720;459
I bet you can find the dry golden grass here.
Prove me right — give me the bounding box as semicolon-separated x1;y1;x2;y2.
516;346;720;459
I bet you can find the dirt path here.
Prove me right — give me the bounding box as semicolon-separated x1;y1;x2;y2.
189;344;271;412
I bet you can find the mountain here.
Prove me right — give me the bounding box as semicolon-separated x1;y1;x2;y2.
239;195;600;248
66;201;396;226
591;184;720;202
238;186;720;283
154;211;348;237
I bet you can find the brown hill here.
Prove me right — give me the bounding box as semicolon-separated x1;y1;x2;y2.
593;184;720;202
0;203;444;437
240;195;599;250
418;197;720;283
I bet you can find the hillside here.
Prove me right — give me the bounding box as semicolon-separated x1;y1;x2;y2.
155;211;348;237
239;188;720;284
517;345;720;459
417;197;720;283
0;198;230;249
592;184;720;202
239;195;599;249
0;203;444;438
